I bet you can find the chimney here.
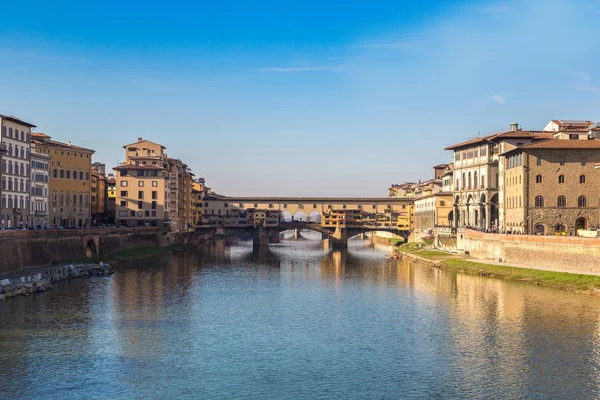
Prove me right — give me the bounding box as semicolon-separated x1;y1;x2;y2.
510;122;519;132
138;137;143;141
68;140;72;146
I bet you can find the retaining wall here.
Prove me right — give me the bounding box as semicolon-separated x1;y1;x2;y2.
456;229;600;274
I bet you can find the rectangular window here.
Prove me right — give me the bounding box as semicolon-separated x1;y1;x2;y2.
138;191;144;199
537;157;542;166
120;181;128;187
152;201;157;209
151;211;156;217
152;181;158;187
138;181;144;187
120;200;126;206
138;201;143;209
120;170;128;177
152;191;157;200
137;170;144;177
66;170;70;179
60;170;64;178
120;191;127;197
119;211;128;217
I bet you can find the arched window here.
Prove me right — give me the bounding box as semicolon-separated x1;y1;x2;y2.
536;175;542;183
462;173;466;189
468;172;472;189
474;171;478;189
481;175;485;188
580;175;586;183
558;175;564;183
578;196;587;207
8;128;12;137
557;196;566;207
535;224;545;235
556;224;566;234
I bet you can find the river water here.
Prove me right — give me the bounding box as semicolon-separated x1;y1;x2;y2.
1;232;600;399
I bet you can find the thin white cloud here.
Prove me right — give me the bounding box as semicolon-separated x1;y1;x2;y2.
260;66;341;72
570;70;600;93
492;95;506;104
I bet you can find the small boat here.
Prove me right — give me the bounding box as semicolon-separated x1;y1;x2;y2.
384;253;402;260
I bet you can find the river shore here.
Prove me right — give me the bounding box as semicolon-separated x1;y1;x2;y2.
0;245;189;302
397;243;600;295
0;262;112;301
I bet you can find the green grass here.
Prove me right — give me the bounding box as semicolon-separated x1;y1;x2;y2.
398;242;425;253
388;238;405;245
416;250;448;258
440;259;600;292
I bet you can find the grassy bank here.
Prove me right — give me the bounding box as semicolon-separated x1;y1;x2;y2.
399;243;600;294
439;259;600;293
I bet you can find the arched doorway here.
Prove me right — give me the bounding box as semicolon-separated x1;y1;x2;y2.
555;224;566;235
576;217;587;230
85;239;97;259
447;210;454;226
490;193;499;229
466;195;473;226
480;193;487;228
534;224;545;235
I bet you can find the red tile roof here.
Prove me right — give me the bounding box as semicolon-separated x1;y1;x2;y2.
502;139;600;156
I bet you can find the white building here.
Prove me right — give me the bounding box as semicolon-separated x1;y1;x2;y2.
30;142;50;228
1;115;35;228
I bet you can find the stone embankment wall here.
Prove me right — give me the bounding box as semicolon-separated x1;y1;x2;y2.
0;228;165;275
0;263;112;301
455;229;600;274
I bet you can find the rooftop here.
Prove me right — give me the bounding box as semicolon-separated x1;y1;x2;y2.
0;114;37;128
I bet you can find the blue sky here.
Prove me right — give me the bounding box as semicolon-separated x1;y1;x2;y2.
1;0;600;196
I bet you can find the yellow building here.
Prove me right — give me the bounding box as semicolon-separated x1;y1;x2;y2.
115;137;196;230
114;139;168;227
91;167;107;224
106;174;116;224
32;133;95;227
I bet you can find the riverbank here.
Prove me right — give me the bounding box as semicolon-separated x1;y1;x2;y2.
0;262;112;301
398;243;600;295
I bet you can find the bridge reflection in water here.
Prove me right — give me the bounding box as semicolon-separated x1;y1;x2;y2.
2;236;600;398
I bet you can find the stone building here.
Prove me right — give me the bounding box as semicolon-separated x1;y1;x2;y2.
445;123;551;230
501;130;600;235
32;133;95;227
115;138;195;230
0;114;35;228
106;174;116;224
91;166;107;224
30;142;50;228
413;192;453;239
115;139;168;227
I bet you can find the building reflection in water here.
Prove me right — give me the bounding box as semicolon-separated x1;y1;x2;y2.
1;234;600;398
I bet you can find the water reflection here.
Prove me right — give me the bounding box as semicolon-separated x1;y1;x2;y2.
1;236;600;399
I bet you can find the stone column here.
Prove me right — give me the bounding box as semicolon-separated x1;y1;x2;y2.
486;204;492;230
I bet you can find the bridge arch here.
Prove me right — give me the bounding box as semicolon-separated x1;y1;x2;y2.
85;238;97;259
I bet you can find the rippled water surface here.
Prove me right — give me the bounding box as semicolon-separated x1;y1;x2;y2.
2;233;600;399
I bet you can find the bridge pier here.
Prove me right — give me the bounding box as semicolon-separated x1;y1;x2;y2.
293;228;301;240
252;226;271;248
